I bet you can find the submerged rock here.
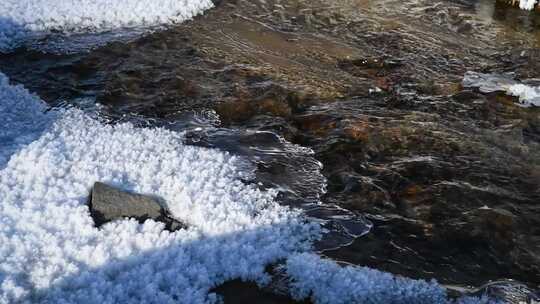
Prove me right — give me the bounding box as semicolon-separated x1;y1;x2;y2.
89;182;185;231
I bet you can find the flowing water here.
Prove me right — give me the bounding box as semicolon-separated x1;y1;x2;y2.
1;0;540;302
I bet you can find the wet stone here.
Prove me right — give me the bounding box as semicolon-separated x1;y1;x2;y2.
89;182;185;232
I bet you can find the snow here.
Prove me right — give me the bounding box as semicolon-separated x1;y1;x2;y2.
462;71;540;107
0;73;56;168
507;83;540;106
0;0;214;51
284;253;499;304
0;71;320;303
0;1;520;301
518;0;538;10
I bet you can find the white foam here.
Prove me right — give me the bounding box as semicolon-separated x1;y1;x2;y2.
0;0;214;51
0;72;319;303
284;253;496;304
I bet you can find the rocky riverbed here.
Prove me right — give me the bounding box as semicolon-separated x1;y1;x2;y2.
1;0;539;302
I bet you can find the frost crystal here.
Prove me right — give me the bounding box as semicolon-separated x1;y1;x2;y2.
0;72;319;304
0;0;214;51
285;253;500;304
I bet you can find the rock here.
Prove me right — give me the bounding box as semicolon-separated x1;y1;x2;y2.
89;182;185;231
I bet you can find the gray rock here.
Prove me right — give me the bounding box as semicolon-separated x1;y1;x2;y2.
89;182;185;232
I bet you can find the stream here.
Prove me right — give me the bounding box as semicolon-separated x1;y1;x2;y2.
1;0;539;303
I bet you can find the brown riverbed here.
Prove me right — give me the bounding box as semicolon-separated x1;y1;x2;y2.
1;0;539;302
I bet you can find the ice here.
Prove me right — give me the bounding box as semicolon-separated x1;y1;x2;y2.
0;72;320;303
0;73;56;168
0;71;508;303
284;253;500;304
518;0;538;10
462;72;519;94
462;71;540;107
507;84;540;106
0;0;214;51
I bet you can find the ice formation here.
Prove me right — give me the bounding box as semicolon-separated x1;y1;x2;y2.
462;71;540;107
0;1;513;298
0;71;499;304
0;71;319;303
0;0;214;51
507;83;540;106
0;74;56;168
285;253;498;304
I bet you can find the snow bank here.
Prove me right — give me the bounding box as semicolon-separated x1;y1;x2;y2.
285;253;498;304
462;71;540;107
0;72;319;303
0;0;214;51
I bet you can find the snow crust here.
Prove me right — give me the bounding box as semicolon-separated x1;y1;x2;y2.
0;72;319;303
285;253;498;304
0;0;214;51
